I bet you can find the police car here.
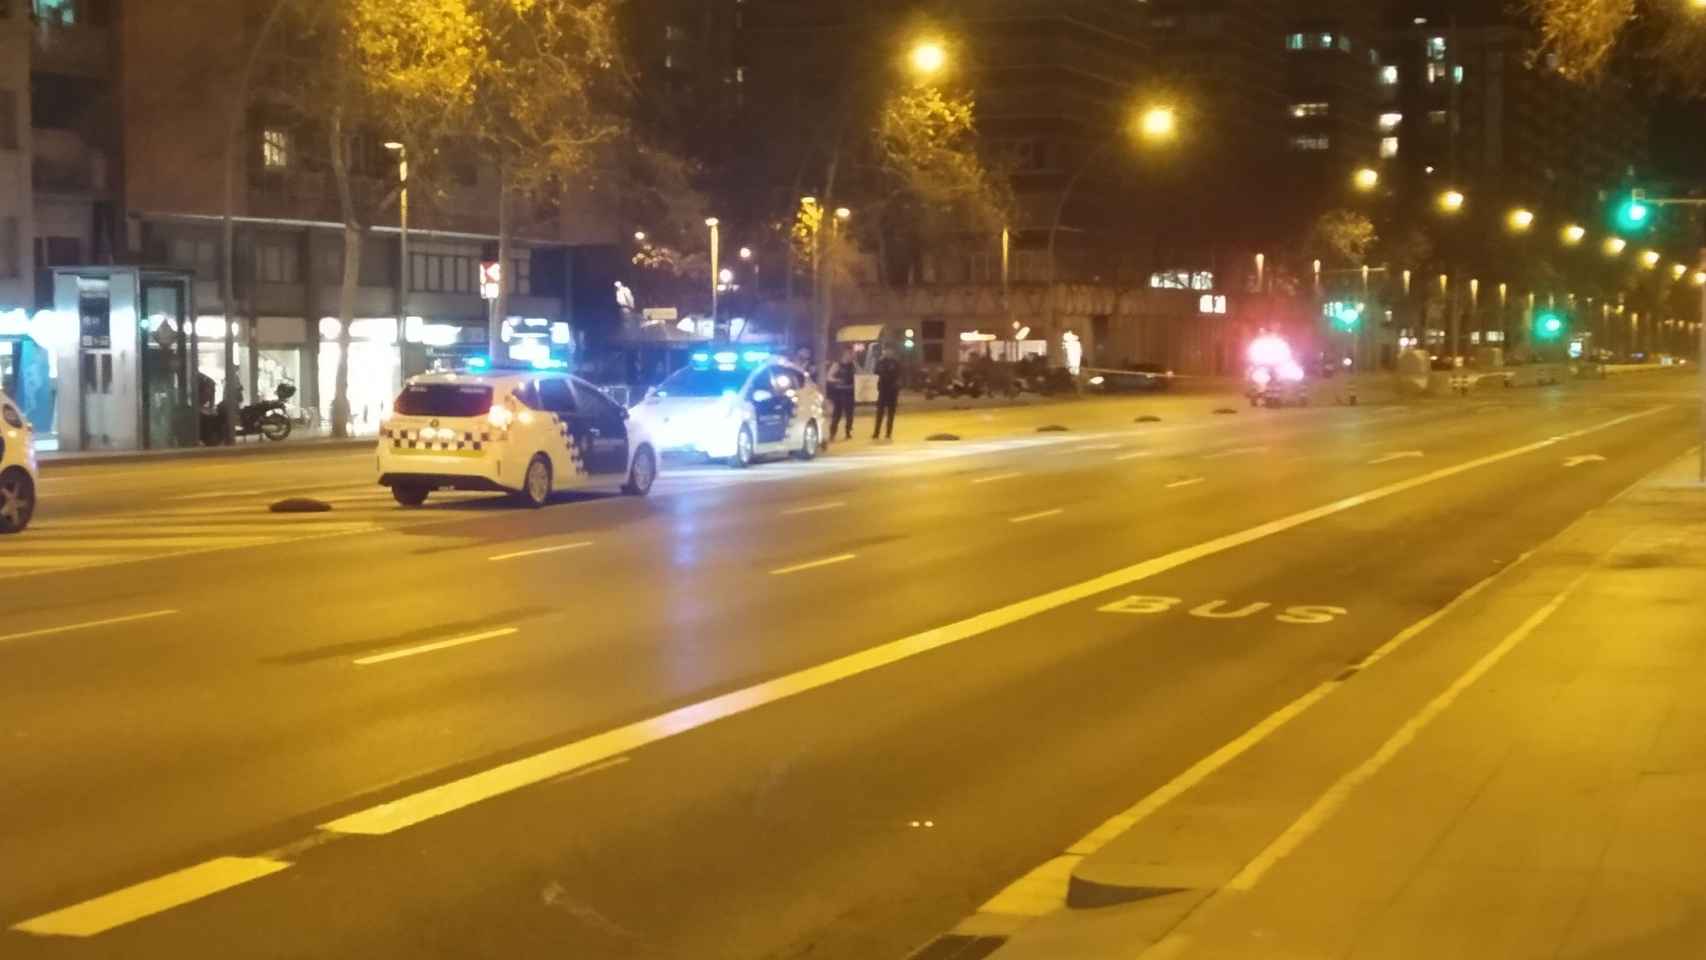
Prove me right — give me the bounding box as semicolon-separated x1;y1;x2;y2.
631;351;825;468
0;389;37;534
377;367;658;508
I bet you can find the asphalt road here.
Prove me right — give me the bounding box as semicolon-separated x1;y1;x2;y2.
0;376;1697;959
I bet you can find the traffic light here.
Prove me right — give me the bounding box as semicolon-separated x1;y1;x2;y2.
1614;191;1651;232
1325;301;1363;331
1535;311;1565;340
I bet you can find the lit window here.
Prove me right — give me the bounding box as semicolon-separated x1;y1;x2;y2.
261;128;290;169
1427;36;1447;61
1453;65;1465;84
1289;135;1330;152
1380;136;1399;158
1378;112;1402;131
1198;294;1227;315
1380;65;1399;85
1291;102;1330;118
1428;109;1448;126
1285;32;1305;51
33;0;75;26
1320;33;1333;47
1427;62;1446;83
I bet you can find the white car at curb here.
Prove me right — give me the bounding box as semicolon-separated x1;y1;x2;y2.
0;390;38;534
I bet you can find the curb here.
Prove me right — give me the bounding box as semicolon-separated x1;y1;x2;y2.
40;438;373;469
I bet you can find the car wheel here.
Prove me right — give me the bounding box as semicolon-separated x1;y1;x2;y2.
0;466;35;534
391;484;429;508
730;426;754;469
793;420;820;461
623;445;657;496
517;455;552;508
260;413;291;441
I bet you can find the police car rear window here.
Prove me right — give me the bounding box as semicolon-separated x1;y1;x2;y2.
395;384;494;417
656;366;747;398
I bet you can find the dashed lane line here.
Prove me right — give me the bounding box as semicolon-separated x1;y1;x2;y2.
0;610;179;646
780;500;847;516
1166;477;1208;489
769;553;857;576
1009;508;1066;524
352;628;520;666
970;472;1024;485
488;541;594;562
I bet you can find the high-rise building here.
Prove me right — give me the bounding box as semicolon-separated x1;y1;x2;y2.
1379;9;1649;221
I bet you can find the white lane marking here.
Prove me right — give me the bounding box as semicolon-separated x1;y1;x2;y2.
1115;451;1154;462
9;535;282;550
1009;508;1065;524
353;628;520;666
781;500;847;516
769;553;857;576
971;471;1024;485
0;609;179;646
1367;450;1424;465
316;407;1664;837
10;856;291;937
1225;572;1589;892
0;555;132;569
1564;454;1607;468
163;490;266;501
1205;445;1269;460
1166;477;1207;489
488;541;594;562
1074;443;1123;453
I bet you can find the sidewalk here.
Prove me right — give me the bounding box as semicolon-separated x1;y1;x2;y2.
972;451;1706;959
39;433;372;468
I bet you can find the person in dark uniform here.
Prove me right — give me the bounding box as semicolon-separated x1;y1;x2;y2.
872;353;901;440
827;349;856;442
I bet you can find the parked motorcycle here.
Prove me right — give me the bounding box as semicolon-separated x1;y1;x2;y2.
922;369;985;400
239;381;296;441
201;381;295;444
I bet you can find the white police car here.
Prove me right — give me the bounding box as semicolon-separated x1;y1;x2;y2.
0;389;37;534
377;367;658;507
631;351;825;468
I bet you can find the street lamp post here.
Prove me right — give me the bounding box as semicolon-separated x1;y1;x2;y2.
384;141;409;373
706;217;721;332
1047;104;1177;340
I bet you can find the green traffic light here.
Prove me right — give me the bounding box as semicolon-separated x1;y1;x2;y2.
1615;197;1651;232
1535;312;1565;340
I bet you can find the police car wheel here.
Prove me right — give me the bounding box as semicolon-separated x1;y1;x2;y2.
0;467;35;534
391;484;429;508
793;421;820;461
623;446;657;496
518;455;552;508
730;426;754;469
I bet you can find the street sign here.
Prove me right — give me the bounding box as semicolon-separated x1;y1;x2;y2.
480;261;502;301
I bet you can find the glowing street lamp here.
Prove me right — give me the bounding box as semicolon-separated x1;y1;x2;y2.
1438;189;1465;214
1674;263;1689;281
633;230;647;243
909;40;947;77
834;206;852;221
739;246;753;261
1561;223;1586;246
1603;237;1627;256
1352;167;1380;192
1138;105;1178;142
1641;249;1662;269
1506;207;1534;232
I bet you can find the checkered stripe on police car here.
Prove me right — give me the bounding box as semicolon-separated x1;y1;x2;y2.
382;427;494;452
548;416;590;477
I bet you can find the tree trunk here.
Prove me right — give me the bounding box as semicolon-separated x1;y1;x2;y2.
216;0;288;445
333;224;361;438
491;163;512;360
328;107;361;439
